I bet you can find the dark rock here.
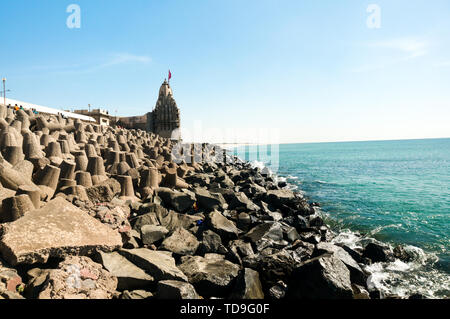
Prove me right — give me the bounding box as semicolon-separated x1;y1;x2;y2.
337;244;365;264
194;187;227;211
229;192;259;211
245;222;284;248
242;249;297;288
287;253;353;299
206;210;239;241
278;181;287;188
298;230;322;245
291;240;315;261
161;211;202;232
268;281;288;299
185;173;211;187
284;215;309;231
352;284;370;299
236;212;252;231
160;227;199;256
226;239;254;265
308;214;324;227
178;254;240;297
157;280;200;299
263;189;296;208
230;268;264;299
279;223;300;242
362;242;395;263
295;200;315;216
157;187;195;213
315;242;368;286
97;251;154;291
133;212;160;231
141;225;169;245
198;230;228;255
119;248;188;282
215;173;235;188
393;245;414;262
229;240;254;258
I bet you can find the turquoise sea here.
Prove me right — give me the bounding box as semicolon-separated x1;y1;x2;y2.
233;138;450;298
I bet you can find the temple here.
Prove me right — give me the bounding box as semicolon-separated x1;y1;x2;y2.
116;80;182;140
148;80;181;139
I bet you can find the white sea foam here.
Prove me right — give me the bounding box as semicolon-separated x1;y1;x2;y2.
331;229;364;249
238;155;450;298
368;223;403;236
333;228;449;298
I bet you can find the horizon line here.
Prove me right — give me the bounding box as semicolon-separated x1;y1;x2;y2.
212;136;450;147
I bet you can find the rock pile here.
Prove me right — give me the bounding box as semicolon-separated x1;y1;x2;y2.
0;105;407;299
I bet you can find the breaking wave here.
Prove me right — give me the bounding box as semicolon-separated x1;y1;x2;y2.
245;157;450;298
331;229;449;298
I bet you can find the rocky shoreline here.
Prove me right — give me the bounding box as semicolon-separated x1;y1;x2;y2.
0;105;425;299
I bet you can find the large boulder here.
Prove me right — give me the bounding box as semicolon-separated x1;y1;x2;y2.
160;210;202;232
198;230;228;255
156;187;195;213
156;280;200;299
132;203;166;230
136;202;201;232
178;254;240;297
97;251;154;291
362;242;395;263
206;211;239;241
38;256;118;299
243;249;297;287
229;192;260;211
194;187;227;211
0;197;122;265
119;248;188;282
264;189;296;207
160;227;199;256
245;222;287;251
141;225;169;246
230;268;264;299
287;253;353;299
227;240;254;265
315;242;367;286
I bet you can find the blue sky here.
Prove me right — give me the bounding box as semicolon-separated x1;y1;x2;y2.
1;0;449;143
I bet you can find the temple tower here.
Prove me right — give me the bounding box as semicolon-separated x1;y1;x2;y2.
151;80;181;140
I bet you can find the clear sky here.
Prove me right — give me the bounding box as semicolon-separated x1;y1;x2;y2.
1;0;449;143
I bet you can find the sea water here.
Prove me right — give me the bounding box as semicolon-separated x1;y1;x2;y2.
233;138;450;298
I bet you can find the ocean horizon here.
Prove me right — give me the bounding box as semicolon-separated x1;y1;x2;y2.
233;137;450;298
